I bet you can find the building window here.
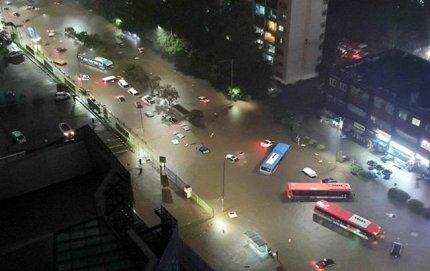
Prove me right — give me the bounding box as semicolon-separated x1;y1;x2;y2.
412;117;421;127
339;82;348;92
385;103;394;115
255;4;265;16
319;33;325;40
278;25;284;32
319;43;323;50
267;20;277;32
279;2;288;10
362;93;369;103
321;21;326;28
256;39;263;45
264;32;275;44
421;139;430;152
373;96;384;109
347;104;366;118
398;109;408;121
323;0;329;5
267;44;275;54
329;77;337;87
317;56;322;63
322;10;327;16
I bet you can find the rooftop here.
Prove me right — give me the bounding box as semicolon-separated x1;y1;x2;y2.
335;49;430;109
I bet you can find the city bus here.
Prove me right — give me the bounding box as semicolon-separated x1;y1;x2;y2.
26;27;40;42
314;200;382;240
259;143;290;175
286;182;353;201
77;54;113;70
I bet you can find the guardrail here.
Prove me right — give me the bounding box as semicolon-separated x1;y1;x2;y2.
13;36;214;221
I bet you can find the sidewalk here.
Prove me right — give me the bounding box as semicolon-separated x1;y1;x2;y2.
297;116;430;204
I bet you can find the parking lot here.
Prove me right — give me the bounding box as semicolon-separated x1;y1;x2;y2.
2;1;430;270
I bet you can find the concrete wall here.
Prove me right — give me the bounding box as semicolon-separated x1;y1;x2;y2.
285;0;326;84
0;141;92;201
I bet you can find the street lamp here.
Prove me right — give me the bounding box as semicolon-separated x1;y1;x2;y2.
136;102;144;136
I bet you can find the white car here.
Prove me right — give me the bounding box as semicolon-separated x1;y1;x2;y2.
47;29;55;37
59;122;74;138
181;125;190;131
302;167;317;178
198;96;210;103
142;95;155;105
176;133;185;139
11;131;26;144
79;74;90;81
171;139;180;145
260;139;275;148
225;154;239;162
144;111;154;117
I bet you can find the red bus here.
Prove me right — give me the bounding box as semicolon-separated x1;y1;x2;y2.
314;200;382;240
286;182;353;200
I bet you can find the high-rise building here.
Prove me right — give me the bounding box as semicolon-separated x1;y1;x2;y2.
253;0;328;84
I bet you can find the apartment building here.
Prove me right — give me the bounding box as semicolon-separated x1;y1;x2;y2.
325;49;430;168
253;0;328;84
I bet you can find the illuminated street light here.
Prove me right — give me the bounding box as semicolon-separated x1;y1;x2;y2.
114;18;122;28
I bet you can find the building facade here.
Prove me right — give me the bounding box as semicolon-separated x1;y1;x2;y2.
252;0;328;84
324;49;430;169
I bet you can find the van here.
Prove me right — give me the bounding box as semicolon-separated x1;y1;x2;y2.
390;242;403;258
7;43;22;58
118;79;130;88
128;87;139;96
102;76;117;83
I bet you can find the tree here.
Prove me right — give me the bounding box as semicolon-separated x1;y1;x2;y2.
119;63;150;84
156;84;179;106
188;109;205;128
148;76;161;95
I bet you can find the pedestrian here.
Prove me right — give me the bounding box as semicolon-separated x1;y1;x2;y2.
138;167;143;175
138;158;142;165
210;132;214;138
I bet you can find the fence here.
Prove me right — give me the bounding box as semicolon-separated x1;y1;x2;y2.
13;34;214;220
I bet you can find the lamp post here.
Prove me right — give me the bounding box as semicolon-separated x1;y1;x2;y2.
219;59;234;90
222;158;226;212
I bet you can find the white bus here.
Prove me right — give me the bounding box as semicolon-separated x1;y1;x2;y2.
77;54;113;70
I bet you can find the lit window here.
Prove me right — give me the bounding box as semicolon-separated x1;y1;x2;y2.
398;109;408;121
264;32;275;44
255;4;265;16
421;139;430;152
267;44;275;54
278;25;284;32
267;20;277;32
412;117;421;127
329;77;337;87
339;82;348;92
255;26;264;34
264;53;273;63
385;103;394;115
256;39;263;45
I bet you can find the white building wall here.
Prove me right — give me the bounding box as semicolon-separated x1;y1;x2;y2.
283;0;326;84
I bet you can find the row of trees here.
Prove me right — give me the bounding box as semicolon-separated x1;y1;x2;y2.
80;0;272;100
